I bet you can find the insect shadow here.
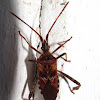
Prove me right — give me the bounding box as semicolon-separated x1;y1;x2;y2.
21;33;37;100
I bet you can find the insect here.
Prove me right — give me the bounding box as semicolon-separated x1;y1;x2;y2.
11;1;81;100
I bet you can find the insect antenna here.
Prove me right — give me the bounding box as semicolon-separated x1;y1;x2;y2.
46;1;69;42
10;12;43;42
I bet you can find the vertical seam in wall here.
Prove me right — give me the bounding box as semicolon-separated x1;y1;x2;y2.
39;0;43;36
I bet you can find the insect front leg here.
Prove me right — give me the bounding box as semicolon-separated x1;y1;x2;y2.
58;70;81;94
18;31;41;54
52;36;72;54
56;53;71;62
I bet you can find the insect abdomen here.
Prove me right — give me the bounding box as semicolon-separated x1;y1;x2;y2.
38;62;59;100
42;79;59;100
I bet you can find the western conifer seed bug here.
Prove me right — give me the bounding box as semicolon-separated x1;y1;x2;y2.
11;1;81;100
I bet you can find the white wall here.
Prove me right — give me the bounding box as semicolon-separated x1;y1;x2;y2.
0;0;100;100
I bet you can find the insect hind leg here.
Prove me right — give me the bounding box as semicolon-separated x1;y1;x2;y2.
60;74;74;94
58;70;81;94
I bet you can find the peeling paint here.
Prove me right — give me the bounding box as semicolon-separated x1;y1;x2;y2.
23;1;31;6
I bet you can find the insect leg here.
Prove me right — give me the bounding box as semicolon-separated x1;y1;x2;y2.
58;70;81;93
52;36;72;54
60;74;74;94
46;1;69;42
18;31;41;54
28;59;37;62
56;53;70;62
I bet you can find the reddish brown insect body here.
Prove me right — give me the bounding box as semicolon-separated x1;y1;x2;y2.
11;1;81;100
38;51;58;100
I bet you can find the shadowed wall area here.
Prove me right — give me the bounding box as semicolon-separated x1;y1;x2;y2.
0;1;18;100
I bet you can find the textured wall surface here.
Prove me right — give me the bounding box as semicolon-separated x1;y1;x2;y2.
0;0;100;100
